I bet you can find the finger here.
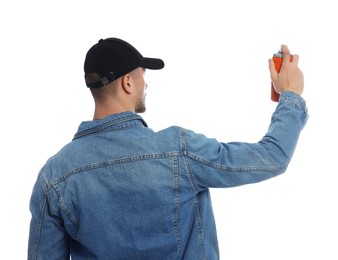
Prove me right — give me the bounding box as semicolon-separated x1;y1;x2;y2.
291;54;299;65
281;44;291;67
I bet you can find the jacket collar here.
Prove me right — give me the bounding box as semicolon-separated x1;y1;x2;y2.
73;112;147;140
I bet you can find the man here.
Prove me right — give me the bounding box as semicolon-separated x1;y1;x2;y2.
28;38;308;259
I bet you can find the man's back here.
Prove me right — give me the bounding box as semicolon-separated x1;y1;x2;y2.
29;112;220;259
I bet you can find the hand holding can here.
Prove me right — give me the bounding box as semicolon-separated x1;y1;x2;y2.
271;49;293;102
269;45;304;101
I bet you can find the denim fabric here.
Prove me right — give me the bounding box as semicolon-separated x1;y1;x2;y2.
28;91;308;260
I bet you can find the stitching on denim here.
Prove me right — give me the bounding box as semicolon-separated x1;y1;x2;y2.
180;129;201;193
172;156;181;256
31;170;50;259
51;185;78;226
47;152;181;188
76;114;141;137
184;156;201;193
97;122;143;133
187;152;288;172
74;121;145;140
31;193;47;260
73;114;147;140
194;199;207;259
279;92;307;111
280;97;304;110
179;128;187;157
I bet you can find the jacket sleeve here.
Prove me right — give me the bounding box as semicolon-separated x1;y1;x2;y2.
28;169;70;260
182;91;308;190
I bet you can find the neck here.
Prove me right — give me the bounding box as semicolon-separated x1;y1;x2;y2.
93;104;135;120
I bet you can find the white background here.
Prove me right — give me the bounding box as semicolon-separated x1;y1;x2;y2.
1;0;337;259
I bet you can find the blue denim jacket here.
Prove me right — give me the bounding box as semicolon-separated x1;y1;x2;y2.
28;91;308;260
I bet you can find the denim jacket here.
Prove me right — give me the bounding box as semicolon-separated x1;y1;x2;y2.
28;91;308;260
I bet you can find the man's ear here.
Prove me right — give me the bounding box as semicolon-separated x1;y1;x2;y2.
121;74;133;94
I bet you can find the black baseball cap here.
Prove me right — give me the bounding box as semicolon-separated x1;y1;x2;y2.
84;38;165;88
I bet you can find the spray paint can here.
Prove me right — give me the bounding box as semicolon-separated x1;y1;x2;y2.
271;49;293;102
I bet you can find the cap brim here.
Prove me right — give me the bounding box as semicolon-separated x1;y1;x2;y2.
142;57;165;70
